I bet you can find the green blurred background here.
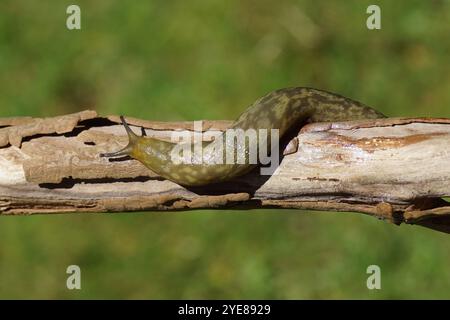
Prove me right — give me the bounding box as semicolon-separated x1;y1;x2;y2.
0;0;449;299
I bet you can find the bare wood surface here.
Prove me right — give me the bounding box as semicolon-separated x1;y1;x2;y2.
0;111;449;233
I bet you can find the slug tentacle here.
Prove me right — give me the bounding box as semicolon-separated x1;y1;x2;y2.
119;115;139;142
100;87;386;186
100;116;139;158
99;145;132;158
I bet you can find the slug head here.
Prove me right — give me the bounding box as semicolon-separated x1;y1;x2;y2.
100;116;140;158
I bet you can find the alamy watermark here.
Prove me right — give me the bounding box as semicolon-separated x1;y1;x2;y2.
66;265;81;290
366;5;381;30
169;121;280;175
366;265;381;290
66;5;81;30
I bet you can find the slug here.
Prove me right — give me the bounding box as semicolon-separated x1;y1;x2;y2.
100;87;386;186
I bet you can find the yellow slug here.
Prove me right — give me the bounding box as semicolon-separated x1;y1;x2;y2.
100;87;385;186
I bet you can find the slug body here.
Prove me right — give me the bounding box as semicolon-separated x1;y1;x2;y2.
101;87;385;186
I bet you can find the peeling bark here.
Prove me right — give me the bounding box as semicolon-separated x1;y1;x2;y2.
0;111;449;234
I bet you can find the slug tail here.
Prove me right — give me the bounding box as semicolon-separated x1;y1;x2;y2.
99;116;139;158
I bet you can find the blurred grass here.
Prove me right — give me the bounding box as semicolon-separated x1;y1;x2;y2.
0;0;450;299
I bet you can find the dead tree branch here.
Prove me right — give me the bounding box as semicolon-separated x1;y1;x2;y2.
0;111;449;233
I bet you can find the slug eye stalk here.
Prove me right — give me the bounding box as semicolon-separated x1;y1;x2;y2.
99;116;138;158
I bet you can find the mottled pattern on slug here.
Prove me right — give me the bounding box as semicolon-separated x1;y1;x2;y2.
102;87;386;186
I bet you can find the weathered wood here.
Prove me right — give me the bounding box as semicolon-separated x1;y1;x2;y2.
0;111;449;233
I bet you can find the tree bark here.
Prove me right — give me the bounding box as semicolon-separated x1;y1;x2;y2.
0;111;449;233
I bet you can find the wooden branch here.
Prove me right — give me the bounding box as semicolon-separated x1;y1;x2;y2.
1;111;449;234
